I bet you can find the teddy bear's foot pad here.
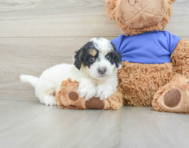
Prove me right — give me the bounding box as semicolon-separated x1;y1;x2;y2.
85;97;104;109
164;89;181;108
153;82;189;114
68;92;104;109
68;92;79;101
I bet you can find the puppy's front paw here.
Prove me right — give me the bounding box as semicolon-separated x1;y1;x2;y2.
43;96;57;106
78;83;96;101
96;85;115;101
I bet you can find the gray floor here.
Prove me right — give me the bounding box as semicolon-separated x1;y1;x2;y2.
1;99;189;148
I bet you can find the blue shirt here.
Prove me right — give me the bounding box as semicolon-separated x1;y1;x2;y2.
111;31;181;64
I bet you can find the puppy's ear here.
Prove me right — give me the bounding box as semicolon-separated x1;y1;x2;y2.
73;48;83;70
111;43;122;69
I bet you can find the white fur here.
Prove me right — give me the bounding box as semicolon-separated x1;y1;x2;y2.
20;38;121;106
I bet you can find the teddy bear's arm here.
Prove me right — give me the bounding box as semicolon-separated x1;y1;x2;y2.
171;39;189;78
106;0;117;20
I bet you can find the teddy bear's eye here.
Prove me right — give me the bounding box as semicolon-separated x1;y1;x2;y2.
128;0;137;6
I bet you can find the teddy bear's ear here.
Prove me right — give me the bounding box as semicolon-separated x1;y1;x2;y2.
106;0;117;20
170;0;176;3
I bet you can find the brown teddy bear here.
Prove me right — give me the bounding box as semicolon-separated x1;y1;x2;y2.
56;0;189;113
106;0;189;113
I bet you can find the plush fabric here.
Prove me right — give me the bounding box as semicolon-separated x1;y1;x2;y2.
105;0;189;113
152;39;189;113
118;61;173;106
111;31;181;64
56;78;123;110
106;0;174;36
171;39;189;78
152;74;189;114
117;0;168;28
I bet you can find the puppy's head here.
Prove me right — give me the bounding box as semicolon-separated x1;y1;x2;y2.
73;37;122;80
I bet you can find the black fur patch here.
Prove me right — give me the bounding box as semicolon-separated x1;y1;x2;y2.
110;43;122;68
74;42;99;70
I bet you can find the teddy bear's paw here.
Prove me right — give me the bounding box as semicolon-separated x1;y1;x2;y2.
56;79;122;110
153;82;189;114
43;96;57;106
78;83;96;101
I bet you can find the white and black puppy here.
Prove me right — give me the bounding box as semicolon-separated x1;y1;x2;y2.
20;38;122;106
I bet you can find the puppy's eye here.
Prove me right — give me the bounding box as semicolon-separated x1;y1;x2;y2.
89;57;95;63
105;55;111;61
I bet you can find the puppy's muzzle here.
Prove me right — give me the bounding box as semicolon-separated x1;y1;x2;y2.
98;67;106;75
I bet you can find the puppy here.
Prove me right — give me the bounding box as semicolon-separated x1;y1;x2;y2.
20;38;122;106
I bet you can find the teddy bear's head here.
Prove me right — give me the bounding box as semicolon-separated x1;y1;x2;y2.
106;0;176;36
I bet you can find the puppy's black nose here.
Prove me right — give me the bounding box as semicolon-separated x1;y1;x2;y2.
98;67;106;74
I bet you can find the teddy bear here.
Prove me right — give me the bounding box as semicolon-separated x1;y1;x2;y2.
105;0;189;113
56;0;189;113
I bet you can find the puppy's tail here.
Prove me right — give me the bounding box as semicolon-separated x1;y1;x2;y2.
20;74;39;88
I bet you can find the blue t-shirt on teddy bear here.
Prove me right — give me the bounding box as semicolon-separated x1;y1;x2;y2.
111;31;181;64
